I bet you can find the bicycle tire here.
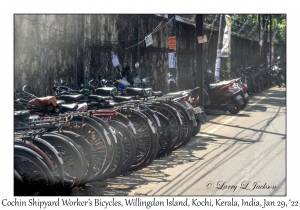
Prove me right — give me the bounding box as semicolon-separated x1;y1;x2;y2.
138;105;160;166
14;139;55;171
67;115;115;181
118;108;156;171
14;145;55;195
152;111;173;158
166;100;193;148
32;137;65;185
51;131;95;184
114;112;138;141
39;133;84;187
88;116;124;180
149;102;182;152
105;119;136;175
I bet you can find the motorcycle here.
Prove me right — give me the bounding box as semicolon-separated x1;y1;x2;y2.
234;78;249;109
164;87;206;136
204;68;244;115
271;56;285;86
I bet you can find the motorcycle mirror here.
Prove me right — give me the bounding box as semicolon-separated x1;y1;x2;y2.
277;56;280;60
135;62;140;69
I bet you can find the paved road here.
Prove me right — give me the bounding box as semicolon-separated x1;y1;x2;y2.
72;86;286;196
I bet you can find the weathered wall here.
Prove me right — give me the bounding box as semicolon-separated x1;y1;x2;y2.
14;14;286;96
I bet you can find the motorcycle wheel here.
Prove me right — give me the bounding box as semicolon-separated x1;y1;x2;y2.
241;103;246;109
192;118;201;136
227;100;241;114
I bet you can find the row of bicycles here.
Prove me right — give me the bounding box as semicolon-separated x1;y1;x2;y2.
14;83;206;196
219;59;286;95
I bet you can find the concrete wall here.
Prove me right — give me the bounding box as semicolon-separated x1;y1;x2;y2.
14;14;286;96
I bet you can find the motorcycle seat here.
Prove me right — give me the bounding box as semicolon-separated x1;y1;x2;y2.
113;96;134;102
61;103;78;111
125;87;144;96
14;110;30;122
151;91;164;97
107;100;119;108
89;95;112;102
209;80;231;89
58;94;83;103
56;100;66;106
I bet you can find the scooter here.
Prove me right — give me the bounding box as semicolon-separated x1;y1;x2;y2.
233;78;249;109
204;68;244;114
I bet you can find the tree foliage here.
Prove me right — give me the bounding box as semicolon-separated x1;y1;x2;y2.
229;14;286;44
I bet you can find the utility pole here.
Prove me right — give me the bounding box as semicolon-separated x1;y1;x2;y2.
215;14;224;82
83;14;87;89
168;14;177;92
196;14;204;108
75;15;79;89
137;15;140;65
269;15;272;66
264;15;268;65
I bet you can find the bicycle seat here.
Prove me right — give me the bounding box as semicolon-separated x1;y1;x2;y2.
29;96;57;107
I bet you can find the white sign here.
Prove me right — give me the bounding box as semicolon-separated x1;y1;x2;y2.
215;58;221;78
145;34;153;47
168;52;177;68
112;54;120;67
197;35;207;44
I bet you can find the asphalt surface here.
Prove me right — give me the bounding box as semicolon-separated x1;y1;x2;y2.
72;85;286;196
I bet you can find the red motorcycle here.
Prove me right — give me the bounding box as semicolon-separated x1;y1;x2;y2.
232;78;249;109
204;69;244;114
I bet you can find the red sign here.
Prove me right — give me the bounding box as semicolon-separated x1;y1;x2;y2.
168;36;176;51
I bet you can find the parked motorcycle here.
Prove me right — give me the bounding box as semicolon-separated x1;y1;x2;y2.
164;87;206;136
271;56;285;86
204;68;244;114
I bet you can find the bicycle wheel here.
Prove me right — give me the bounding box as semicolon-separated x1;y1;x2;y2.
138;105;160;166
105;119;136;175
88;116;124;180
166;100;193;148
51;131;94;184
39;133;84;187
67;115;115;181
118;108;156;171
153;111;173;158
14;145;55;195
32;137;65;185
149;102;182;152
14;139;55;173
114;112;138;141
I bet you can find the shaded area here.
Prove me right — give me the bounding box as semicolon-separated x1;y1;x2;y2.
71;87;286;196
